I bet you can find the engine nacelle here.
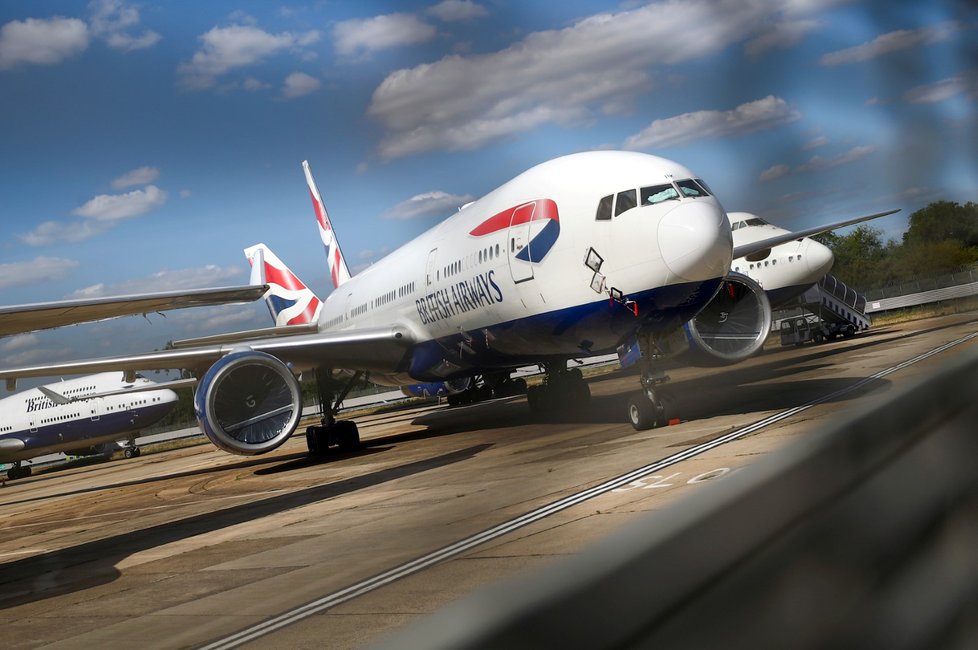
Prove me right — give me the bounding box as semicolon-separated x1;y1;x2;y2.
194;350;302;455
660;272;772;367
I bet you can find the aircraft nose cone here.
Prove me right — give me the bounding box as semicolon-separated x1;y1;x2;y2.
657;201;732;282
806;239;834;278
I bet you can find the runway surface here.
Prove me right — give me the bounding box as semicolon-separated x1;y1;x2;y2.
2;313;977;649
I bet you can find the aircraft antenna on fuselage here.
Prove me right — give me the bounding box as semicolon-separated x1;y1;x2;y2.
302;160;352;290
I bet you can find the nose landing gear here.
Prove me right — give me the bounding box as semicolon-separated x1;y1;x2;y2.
628;332;679;430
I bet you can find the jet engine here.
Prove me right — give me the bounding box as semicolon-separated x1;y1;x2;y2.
194;350;303;455
660;272;772;367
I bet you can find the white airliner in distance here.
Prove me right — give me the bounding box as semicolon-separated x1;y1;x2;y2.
728;212;835;307
0;372;190;480
0;151;897;457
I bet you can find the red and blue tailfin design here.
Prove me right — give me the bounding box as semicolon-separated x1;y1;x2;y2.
303;160;352;290
244;243;322;326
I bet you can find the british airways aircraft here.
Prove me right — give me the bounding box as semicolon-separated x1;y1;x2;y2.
0;151;896;457
0;372;186;480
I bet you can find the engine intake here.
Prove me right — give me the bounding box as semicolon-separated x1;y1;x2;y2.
662;272;772;367
194;350;302;455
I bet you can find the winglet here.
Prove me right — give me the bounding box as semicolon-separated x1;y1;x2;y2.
244;243;322;326
303;160;352;289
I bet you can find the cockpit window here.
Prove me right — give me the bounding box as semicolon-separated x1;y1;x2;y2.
694;178;713;194
731;220;745;231
745;217;768;227
615;189;637;216
676;179;709;198
596;194;613;221
641;183;679;206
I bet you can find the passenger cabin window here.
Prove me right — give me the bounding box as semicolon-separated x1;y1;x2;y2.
676;179;709;198
641;184;679;206
596;194;613;221
614;189;637;216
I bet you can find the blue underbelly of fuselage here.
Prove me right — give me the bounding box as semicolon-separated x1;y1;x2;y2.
404;276;723;381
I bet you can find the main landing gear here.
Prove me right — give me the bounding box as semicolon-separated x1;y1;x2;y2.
526;366;591;415
6;462;32;480
123;435;141;459
627;334;679;430
447;375;528;407
305;368;363;456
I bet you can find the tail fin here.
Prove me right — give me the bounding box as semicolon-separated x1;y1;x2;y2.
303;160;352;289
244;243;322;326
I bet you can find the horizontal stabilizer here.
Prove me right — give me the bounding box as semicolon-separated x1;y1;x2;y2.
170;322;319;349
37;386;71;405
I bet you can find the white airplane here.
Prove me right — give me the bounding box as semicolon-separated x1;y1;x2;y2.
0;151;897;457
0;372;189;480
728;212;834;307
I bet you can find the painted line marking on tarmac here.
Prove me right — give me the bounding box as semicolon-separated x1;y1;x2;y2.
201;331;978;650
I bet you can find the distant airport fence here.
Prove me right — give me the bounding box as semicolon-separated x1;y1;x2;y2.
865;264;978;314
380;338;978;649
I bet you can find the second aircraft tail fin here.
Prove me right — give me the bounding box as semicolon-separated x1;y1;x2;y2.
244;243;322;326
303;159;352;290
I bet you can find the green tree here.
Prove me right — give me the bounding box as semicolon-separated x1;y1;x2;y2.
903;200;978;247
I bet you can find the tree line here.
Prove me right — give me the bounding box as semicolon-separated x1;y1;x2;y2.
816;200;978;291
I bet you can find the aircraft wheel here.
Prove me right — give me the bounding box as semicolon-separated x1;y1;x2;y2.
336;420;361;452
627;394;658;431
511;377;527;395
527;385;545;413
306;426;326;456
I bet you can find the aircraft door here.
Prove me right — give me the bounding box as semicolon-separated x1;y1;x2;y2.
426;248;438;289
90;399;101;422
508;202;534;283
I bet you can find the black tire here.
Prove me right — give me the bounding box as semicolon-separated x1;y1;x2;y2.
527;385;543;413
512;377;527;395
628;394;658;430
813;331;824;344
306;427;325;456
845;324;855;337
336;420;361;451
124;447;136;459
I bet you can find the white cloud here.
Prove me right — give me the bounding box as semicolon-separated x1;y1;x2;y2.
0;257;80;289
111;165;159;188
384;191;475;220
72;184;167;221
282;71;321;98
759;164;790;182
802;135;828;150
178;25;319;89
428;1;488;22
0;17;89;70
0;334;40;353
67;265;244;299
243;76;270;91
745;18;821;58
89;0;160;51
333;13;436;57
624;95;800;150
179;189;192;198
368;1;773;159
796;145;878;172
19;220;112;246
819;21;961;66
904;72;978;104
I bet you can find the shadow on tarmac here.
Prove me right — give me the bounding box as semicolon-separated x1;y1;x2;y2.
0;443;491;609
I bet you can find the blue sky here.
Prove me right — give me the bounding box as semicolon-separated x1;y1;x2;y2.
0;0;976;377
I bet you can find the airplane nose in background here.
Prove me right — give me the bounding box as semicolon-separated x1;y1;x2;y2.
657;202;732;282
806;240;834;278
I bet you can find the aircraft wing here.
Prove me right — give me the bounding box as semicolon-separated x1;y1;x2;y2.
732;209;899;260
0;285;269;338
0;326;415;389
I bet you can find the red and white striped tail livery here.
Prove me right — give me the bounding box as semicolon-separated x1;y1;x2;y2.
302;160;352;290
244;243;322;326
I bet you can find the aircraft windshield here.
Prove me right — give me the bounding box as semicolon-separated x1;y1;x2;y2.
676;179;710;198
641;184;680;205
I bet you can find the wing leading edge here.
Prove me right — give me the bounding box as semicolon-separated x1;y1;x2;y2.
0;326;415;390
0;285;269;338
732;209;899;260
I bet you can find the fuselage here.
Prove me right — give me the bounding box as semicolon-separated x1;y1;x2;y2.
0;372;178;462
728;212;834;307
313;151;733;384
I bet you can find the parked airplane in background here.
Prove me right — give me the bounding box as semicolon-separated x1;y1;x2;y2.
0;151;897;459
728;212;835;307
0;372;189;479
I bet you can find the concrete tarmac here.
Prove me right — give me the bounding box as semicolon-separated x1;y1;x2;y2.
1;313;976;649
